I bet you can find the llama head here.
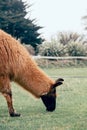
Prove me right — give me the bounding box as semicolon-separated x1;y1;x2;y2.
40;78;64;112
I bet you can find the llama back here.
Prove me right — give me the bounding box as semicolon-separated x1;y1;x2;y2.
0;29;33;78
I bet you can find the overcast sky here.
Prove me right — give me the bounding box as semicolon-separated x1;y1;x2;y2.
23;0;87;39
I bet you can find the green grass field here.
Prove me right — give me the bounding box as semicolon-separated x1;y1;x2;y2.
0;67;87;130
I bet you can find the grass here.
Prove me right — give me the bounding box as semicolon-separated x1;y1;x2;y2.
0;67;87;130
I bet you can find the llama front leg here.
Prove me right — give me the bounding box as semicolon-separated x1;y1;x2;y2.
0;76;20;117
3;92;20;117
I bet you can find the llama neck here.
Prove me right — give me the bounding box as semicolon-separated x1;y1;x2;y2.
15;59;54;98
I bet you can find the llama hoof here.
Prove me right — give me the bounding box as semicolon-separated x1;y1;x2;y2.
10;113;21;117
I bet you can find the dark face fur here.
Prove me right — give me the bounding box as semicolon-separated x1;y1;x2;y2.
41;78;64;112
41;88;56;111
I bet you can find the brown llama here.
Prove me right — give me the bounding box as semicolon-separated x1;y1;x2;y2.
0;30;64;117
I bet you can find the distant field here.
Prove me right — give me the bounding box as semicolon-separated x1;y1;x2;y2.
0;67;87;130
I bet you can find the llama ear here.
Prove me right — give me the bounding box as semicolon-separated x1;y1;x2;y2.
52;78;64;88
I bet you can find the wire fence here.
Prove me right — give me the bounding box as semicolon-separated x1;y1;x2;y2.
33;56;87;60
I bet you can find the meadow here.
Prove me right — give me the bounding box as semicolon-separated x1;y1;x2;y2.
0;67;87;130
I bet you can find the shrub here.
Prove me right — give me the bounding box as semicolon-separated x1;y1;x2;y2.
23;44;35;55
36;32;87;57
37;41;66;56
67;42;87;56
